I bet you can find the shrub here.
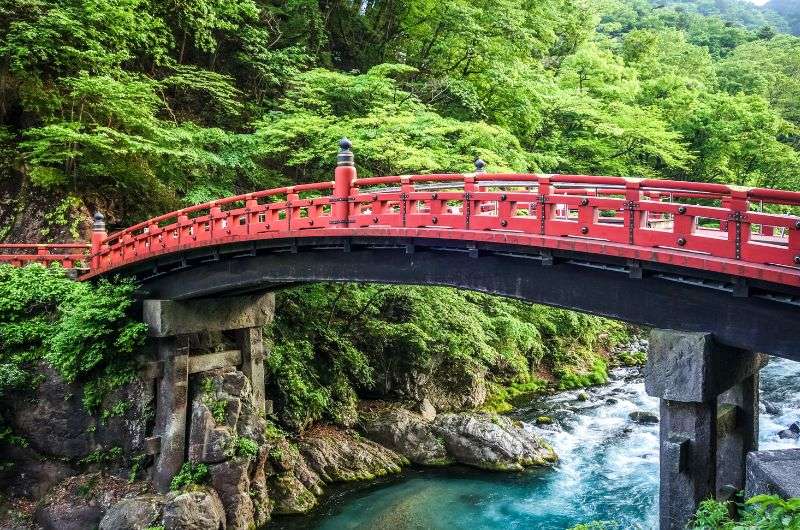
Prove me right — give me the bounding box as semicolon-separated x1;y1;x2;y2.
267;283;629;430
0;264;146;413
690;495;800;529
170;462;209;491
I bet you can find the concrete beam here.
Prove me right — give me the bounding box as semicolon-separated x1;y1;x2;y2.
644;330;766;402
187;350;242;374
143;293;275;337
746;449;800;498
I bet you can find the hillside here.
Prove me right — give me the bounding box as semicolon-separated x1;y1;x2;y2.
765;0;800;34
651;0;790;31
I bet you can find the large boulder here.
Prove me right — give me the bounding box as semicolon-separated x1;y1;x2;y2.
298;426;408;483
0;444;75;499
270;473;318;515
432;413;557;471
209;458;254;530
359;407;557;472
1;363;153;501
370;356;487;412
34;473;140;530
99;494;164;530
163;489;226;530
359;406;452;466
6;364;94;459
186;368;269;530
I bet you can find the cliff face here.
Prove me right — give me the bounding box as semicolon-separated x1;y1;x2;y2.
0;361;558;530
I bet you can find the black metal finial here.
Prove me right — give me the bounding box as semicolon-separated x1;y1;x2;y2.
337;138;354;167
474;158;486;173
92;212;106;231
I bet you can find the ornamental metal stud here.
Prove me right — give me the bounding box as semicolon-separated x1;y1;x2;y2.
337;137;354;167
678;206;687;214
678;237;687;246
581;226;589;234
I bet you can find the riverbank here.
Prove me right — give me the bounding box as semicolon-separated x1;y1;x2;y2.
270;358;800;530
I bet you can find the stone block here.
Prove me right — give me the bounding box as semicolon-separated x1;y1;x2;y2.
746;449;800;498
645;329;766;402
144;293;275;337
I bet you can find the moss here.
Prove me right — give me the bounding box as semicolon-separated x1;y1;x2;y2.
617;351;647;366
481;378;548;413
557;358;609;390
536;416;553;425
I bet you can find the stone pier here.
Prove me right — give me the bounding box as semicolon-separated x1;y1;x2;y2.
644;330;765;530
143;293;275;492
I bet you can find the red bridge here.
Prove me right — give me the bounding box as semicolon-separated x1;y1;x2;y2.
3;139;800;358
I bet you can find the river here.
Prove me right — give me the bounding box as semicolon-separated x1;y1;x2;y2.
273;357;800;530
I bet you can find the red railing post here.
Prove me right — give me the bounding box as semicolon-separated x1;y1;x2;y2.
90;212;106;270
333;138;355;228
537;175;551;236
624;180;642;245
727;189;750;260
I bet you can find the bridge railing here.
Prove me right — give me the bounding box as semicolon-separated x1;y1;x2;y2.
68;140;800;278
0;244;90;269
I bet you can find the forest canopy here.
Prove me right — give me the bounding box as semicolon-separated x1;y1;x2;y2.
1;0;799;223
1;0;799;429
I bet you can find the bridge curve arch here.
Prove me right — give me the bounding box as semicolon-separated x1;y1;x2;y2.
124;233;800;361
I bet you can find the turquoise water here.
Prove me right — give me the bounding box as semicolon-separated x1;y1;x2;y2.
274;359;800;530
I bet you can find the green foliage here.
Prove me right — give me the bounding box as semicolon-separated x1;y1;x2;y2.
0;265;146;414
170;462;209;491
268;283;628;430
482;379;549;413
690;494;800;529
617;351;647;367
227;436;259;459
557;359;609;390
200;377;227;423
79;446;122;467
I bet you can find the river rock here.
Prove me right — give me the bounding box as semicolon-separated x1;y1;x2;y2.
778;422;800;439
299;426;409;482
186;368;269;530
629;411;659;424
270;472;318;514
762;400;781;415
34;473;140;530
99;494;164;530
360;407;452;466
209;458;254;530
163;489;226;530
432;413;558;471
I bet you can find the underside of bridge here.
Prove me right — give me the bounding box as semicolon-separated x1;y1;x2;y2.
126;235;800;361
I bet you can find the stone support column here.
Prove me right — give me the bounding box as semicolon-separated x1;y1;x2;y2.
716;373;759;499
152;335;190;492
645;329;765;530
144;293;275;492
234;327;267;414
